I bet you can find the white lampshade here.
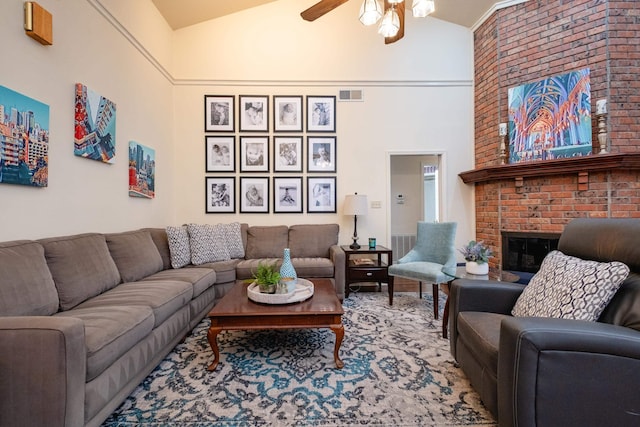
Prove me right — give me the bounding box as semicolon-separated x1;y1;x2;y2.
388;0;405;4
344;194;368;216
412;0;435;17
359;0;383;26
378;7;400;38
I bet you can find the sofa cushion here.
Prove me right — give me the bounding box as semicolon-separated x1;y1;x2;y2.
55;305;154;381
512;250;630;321
289;224;339;258
236;258;280;281
222;222;245;259
245;225;288;259
143;268;216;298
106;230;164;282
195;259;240;284
74;280;193;328
456;311;505;379
143;227;172;270
293;257;334;278
187;224;230;265
0;240;59;316
166;225;191;269
39;233;121;311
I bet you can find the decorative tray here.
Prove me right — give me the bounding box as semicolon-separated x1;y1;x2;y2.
247;278;314;305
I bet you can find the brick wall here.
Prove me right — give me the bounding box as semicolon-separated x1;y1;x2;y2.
473;0;640;268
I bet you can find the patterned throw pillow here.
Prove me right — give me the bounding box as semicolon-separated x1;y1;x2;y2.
223;222;245;259
512;250;630;321
166;225;191;269
187;224;230;265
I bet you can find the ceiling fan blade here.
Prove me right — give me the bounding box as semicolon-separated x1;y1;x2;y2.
301;0;351;21
385;1;405;45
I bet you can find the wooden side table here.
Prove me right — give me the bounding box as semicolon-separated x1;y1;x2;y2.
342;245;393;305
441;267;520;338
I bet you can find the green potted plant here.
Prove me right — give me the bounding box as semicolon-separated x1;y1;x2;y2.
252;262;281;294
459;240;493;275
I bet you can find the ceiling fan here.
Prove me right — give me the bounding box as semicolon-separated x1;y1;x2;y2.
301;0;434;45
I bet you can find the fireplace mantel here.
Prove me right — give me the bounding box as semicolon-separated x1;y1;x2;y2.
459;153;640;188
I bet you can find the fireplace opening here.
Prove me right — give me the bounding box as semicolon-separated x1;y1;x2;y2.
501;232;560;276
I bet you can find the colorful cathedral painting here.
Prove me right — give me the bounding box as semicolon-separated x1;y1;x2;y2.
508;68;592;164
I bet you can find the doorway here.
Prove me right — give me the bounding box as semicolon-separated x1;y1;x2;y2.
389;153;442;259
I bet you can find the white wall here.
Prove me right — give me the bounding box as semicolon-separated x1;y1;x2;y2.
170;0;476;248
0;0;174;240
1;0;476;250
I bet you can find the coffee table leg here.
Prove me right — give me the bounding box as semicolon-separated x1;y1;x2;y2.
330;324;345;369
207;326;222;371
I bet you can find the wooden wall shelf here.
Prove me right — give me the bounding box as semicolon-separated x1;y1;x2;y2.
459;153;640;186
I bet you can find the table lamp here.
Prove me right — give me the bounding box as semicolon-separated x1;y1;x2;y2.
343;193;368;249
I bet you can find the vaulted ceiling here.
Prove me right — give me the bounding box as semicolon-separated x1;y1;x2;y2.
152;0;498;30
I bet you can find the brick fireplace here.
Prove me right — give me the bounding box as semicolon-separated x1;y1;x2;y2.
467;0;640;270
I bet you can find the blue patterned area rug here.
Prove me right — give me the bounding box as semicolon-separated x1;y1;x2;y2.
103;293;495;426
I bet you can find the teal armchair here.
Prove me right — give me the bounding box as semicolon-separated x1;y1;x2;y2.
388;222;457;319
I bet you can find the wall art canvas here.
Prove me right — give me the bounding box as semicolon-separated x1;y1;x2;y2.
128;141;155;199
0;85;50;187
74;83;117;163
508;68;592;163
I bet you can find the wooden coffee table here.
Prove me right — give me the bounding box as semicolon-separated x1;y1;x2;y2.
207;278;344;371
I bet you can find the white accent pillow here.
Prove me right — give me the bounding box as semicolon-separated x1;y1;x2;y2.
166;225;191;269
187;224;230;265
512;250;630;321
222;222;245;259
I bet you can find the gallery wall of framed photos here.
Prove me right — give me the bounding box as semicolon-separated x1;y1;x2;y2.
203;94;337;214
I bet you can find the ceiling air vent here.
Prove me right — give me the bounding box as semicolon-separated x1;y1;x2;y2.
338;89;363;102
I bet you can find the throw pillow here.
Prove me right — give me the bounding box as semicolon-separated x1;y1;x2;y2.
512;250;630;321
166;225;191;269
223;222;245;259
187;224;230;265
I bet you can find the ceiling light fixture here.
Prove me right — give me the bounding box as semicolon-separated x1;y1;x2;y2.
378;4;400;37
359;0;383;26
412;0;435;17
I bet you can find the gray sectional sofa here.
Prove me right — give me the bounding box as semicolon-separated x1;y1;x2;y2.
0;223;343;427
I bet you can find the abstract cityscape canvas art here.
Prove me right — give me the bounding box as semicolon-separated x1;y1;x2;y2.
129;141;155;199
0;85;49;187
74;83;117;163
508;68;592;163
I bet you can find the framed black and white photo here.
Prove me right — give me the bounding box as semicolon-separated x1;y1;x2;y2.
205;177;235;213
239;95;268;132
307;176;336;213
307;95;336;132
205;136;235;172
240;177;269;213
204;95;234;132
240;136;269;172
307;136;336;172
274;136;303;172
273;96;303;132
273;176;303;213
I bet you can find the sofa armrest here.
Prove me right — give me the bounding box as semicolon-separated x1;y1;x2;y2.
498;317;640;427
0;316;86;427
329;244;345;300
449;279;525;357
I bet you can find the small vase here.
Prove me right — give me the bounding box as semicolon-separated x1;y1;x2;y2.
280;248;298;286
465;261;489;275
